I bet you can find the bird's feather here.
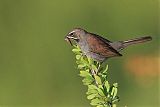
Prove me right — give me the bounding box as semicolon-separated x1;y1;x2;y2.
89;33;111;43
86;34;122;57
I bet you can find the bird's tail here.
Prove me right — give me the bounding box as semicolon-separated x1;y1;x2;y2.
122;36;152;47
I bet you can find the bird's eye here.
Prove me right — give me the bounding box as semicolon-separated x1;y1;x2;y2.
70;33;74;36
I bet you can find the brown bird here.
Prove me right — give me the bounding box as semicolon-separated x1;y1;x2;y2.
65;28;152;62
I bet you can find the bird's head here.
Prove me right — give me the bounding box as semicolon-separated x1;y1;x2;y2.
65;28;87;45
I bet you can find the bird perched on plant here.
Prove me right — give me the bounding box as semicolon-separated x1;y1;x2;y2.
65;28;152;62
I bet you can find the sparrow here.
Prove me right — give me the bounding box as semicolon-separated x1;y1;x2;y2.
65;28;152;62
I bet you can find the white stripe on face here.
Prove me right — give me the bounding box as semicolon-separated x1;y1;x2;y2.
68;30;76;35
66;36;78;40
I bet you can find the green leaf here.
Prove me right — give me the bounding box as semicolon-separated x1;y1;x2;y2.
86;75;94;82
94;75;102;85
101;74;107;80
86;89;98;95
103;65;108;73
97;88;105;97
83;76;94;85
90;98;104;106
87;94;96;99
79;71;91;77
76;45;81;50
76;55;81;60
96;105;104;107
113;83;118;88
111;87;115;96
112;96;120;103
112;104;117;107
88;85;98;90
98;85;103;89
82;80;90;85
80;57;89;66
113;87;118;99
104;81;110;92
92;64;98;71
78;64;85;69
72;48;81;53
82;77;94;85
82;72;94;85
88;57;93;65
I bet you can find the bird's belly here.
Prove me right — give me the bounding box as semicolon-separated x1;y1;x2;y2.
86;52;106;62
79;44;89;55
78;42;106;62
79;46;105;62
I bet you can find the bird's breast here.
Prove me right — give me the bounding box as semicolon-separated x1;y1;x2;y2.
77;40;106;62
78;41;90;55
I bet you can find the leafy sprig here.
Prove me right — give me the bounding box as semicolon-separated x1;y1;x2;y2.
72;45;120;107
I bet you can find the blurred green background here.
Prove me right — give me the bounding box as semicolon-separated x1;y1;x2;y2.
0;0;159;107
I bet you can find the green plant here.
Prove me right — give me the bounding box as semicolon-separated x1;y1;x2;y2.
72;45;120;107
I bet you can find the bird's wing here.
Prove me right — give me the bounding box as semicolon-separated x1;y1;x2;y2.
89;33;111;43
86;34;122;58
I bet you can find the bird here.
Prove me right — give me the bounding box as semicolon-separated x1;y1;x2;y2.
65;28;152;62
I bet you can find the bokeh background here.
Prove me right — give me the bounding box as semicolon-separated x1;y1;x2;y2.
0;0;159;107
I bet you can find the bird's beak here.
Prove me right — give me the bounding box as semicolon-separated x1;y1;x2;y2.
65;35;78;40
65;35;78;46
65;36;73;46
